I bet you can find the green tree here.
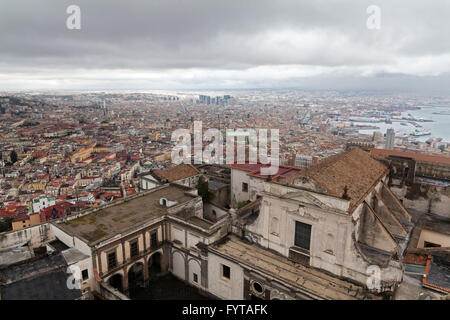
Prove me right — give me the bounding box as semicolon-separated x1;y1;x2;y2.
238;200;251;208
196;176;214;204
0;217;13;233
10;150;18;164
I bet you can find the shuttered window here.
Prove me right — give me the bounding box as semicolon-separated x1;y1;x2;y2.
294;221;311;251
107;251;117;269
130;241;139;257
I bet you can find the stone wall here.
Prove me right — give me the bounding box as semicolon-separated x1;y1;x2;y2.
390;178;450;218
98;282;130;300
0;223;54;249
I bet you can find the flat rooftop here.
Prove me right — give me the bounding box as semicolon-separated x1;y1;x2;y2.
56;185;196;244
210;235;380;300
0;246;33;268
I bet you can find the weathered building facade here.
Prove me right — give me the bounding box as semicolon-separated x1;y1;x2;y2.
1;149;421;300
371;148;450;218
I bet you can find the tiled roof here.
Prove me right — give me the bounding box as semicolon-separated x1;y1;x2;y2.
12;212;29;222
153;164;200;182
404;253;428;265
286;148;388;212
229;163;302;179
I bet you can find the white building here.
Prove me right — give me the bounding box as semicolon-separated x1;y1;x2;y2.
140;164;201;190
32;194;56;213
386;129;395;150
229;163;302;207
207;148;412;299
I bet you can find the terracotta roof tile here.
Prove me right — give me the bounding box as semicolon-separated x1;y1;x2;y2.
153;164;200;182
283;148;388;212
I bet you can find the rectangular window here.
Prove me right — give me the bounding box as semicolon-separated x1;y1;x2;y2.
130;241;139;257
242;182;248;192
294;221;311;251
193;273;198;283
151;232;158;248
82;269;89;281
107;251;117;269
221;264;231;280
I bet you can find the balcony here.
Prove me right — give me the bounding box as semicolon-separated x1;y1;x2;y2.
288;246;310;266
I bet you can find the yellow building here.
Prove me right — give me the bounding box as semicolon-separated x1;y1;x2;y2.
417;228;450;248
70;143;109;163
28;180;47;192
412;213;450;249
12;213;41;231
153;152;171;162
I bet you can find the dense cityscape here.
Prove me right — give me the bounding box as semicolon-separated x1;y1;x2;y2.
0;89;449;301
0;0;449;310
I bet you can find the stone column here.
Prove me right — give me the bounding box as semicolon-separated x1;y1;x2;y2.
122;268;129;294
201;258;208;289
143;258;149;285
161;246;170;273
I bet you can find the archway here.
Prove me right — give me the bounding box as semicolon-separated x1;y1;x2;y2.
108;273;123;293
148;252;162;277
128;262;144;294
172;251;185;280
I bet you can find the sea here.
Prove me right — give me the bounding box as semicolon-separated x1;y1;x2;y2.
357;105;450;142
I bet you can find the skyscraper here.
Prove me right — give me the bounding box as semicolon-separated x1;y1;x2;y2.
385;128;395;150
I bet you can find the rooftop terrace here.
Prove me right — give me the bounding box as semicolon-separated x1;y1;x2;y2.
56;185;197;244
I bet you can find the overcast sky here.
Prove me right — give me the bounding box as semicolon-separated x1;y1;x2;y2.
0;0;449;93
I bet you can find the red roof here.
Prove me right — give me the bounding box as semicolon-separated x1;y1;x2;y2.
12;212;29;222
229;162;302;179
0;205;28;217
126;189;136;196
100;193;122;198
40;201;75;222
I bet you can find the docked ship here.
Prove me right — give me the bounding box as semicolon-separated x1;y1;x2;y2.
411;129;431;136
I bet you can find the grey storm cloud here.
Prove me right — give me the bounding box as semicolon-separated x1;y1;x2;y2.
0;0;449;90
